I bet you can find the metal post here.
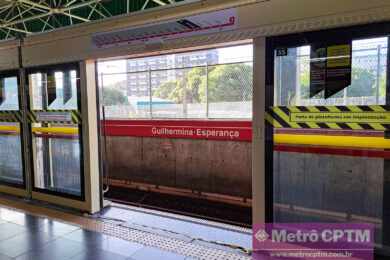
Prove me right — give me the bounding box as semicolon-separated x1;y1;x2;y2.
295;49;301;105
252;37;267;224
102;105;109;194
18;38;32;198
100;73;104;109
206;63;209;118
79;60;102;213
41;72;53;189
376;45;382;104
94;62;105;209
183;74;187;118
148;69;153;119
382;37;390;247
278;56;282;105
100;73;109;194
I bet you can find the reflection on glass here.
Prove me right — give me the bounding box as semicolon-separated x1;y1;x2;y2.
0;74;22;186
0;77;19;111
29;67;82;197
29;71;78;110
0;123;23;185
272;37;387;246
32;124;81;196
29;73;43;110
274;37;388;106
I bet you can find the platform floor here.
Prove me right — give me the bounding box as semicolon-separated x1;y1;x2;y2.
0;197;251;260
100;203;251;249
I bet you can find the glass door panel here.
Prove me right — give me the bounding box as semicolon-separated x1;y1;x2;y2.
0;73;24;187
267;28;390;253
27;64;84;199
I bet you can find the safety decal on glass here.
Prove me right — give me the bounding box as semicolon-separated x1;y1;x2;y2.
0;111;22;122
266;105;390;131
310;42;352;99
28;110;81;124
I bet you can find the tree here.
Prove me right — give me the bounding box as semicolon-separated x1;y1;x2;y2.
347;68;376;97
184;67;205;103
299;67;376;100
153;64;253;104
101;88;128;106
153;81;176;100
379;75;386;98
154;68;206;103
204;64;253;103
300;70;310;99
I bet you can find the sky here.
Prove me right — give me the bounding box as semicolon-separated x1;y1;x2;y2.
97;44;254;85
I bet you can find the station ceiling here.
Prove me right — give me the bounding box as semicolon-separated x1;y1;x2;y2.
0;0;185;40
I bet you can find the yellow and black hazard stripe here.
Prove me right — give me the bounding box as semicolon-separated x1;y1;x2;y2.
0;111;22;122
28;110;82;124
71;110;82;124
266;105;390;131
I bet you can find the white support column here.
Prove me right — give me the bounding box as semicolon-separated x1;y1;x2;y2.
252;37;266;224
80;60;101;214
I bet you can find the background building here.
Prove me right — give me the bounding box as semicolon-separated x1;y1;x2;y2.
126;49;219;96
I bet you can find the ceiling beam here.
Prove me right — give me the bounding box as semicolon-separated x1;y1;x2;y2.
4;25;30;34
61;0;103;11
62;11;90;22
0;11;49;28
7;0;51;11
0;0;185;39
152;0;168;6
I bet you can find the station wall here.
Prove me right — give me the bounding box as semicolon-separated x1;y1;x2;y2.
106;136;252;198
274;152;383;220
105;132;384;217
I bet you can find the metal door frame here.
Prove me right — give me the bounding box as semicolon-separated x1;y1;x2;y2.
263;21;390;256
25;62;86;201
0;69;29;197
0;60;101;214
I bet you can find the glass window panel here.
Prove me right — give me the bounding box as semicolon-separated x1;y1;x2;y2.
0;123;23;185
50;70;78;110
29;73;44;110
32;123;81;196
29;67;82;197
0;76;19;111
274;37;388;106
0;74;22;186
272;36;387;247
29;70;79;110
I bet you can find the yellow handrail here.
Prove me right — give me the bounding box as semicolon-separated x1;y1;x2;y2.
275;134;390;149
0;125;20;132
32;127;78;135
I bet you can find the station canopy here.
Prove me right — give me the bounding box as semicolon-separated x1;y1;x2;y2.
0;0;186;40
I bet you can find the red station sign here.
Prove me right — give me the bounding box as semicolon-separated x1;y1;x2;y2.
104;120;252;142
